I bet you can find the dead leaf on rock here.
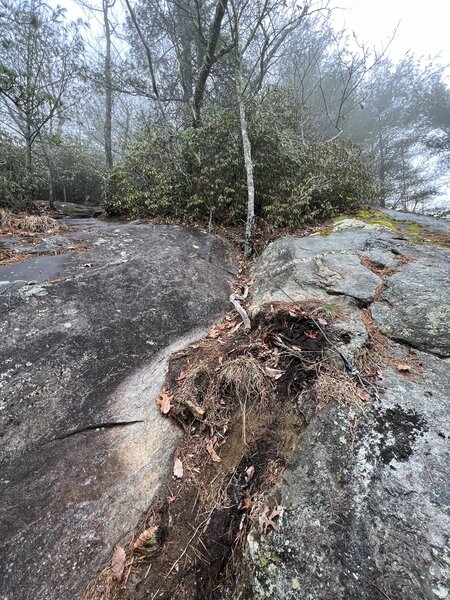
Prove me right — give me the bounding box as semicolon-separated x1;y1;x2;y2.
396;363;412;373
259;506;280;534
111;545;126;580
241;491;256;510
206;436;221;462
157;391;172;414
134;526;158;551
173;457;184;478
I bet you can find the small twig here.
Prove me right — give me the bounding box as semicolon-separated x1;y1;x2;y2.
240;398;247;446
143;562;152;581
370;581;393;600
208;208;214;233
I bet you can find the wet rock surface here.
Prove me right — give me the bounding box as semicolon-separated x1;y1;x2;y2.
382;208;450;233
37;200;105;218
242;218;450;599
0;221;235;600
372;261;450;357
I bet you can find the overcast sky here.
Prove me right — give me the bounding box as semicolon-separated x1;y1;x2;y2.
335;0;450;67
54;0;450;70
56;0;450;64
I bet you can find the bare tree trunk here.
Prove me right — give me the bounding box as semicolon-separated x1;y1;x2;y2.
47;163;54;207
238;93;255;257
103;0;113;170
38;133;55;209
123;0;167;124
25;134;32;182
24;113;33;201
175;0;194;105
192;0;228;127
233;7;255;257
378;124;386;208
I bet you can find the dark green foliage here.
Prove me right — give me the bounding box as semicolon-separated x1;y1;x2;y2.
265;143;377;228
105;96;376;229
0;134;33;210
48;140;106;205
0;134;106;210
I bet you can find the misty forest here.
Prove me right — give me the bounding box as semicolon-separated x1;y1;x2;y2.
1;2;450;600
1;0;449;242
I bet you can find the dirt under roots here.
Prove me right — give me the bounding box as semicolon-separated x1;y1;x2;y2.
83;302;369;600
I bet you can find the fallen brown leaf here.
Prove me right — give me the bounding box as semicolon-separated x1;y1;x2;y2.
177;371;186;381
264;367;285;380
134;526;158;551
184;399;205;420
241;491;256;510
356;387;370;402
259;506;280;534
111;545;126;580
396;363;412;373
206;436;221;463
209;321;234;338
305;330;318;339
173;457;184;478
157;391;172;414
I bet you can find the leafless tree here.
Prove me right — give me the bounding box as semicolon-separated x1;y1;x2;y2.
227;0;326;254
0;0;82;197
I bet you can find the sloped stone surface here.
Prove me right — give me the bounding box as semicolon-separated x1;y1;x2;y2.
0;222;235;600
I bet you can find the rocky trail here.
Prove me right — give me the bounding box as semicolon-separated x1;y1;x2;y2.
0;211;449;600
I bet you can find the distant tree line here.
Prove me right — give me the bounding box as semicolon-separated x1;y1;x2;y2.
0;0;449;240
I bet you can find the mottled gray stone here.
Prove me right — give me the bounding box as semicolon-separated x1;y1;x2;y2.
251;229;381;309
0;222;235;600
37;200;105;218
0;254;68;293
362;248;400;268
382;209;450;233
241;350;450;600
243;217;450;600
315;253;381;303
372;262;450;357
